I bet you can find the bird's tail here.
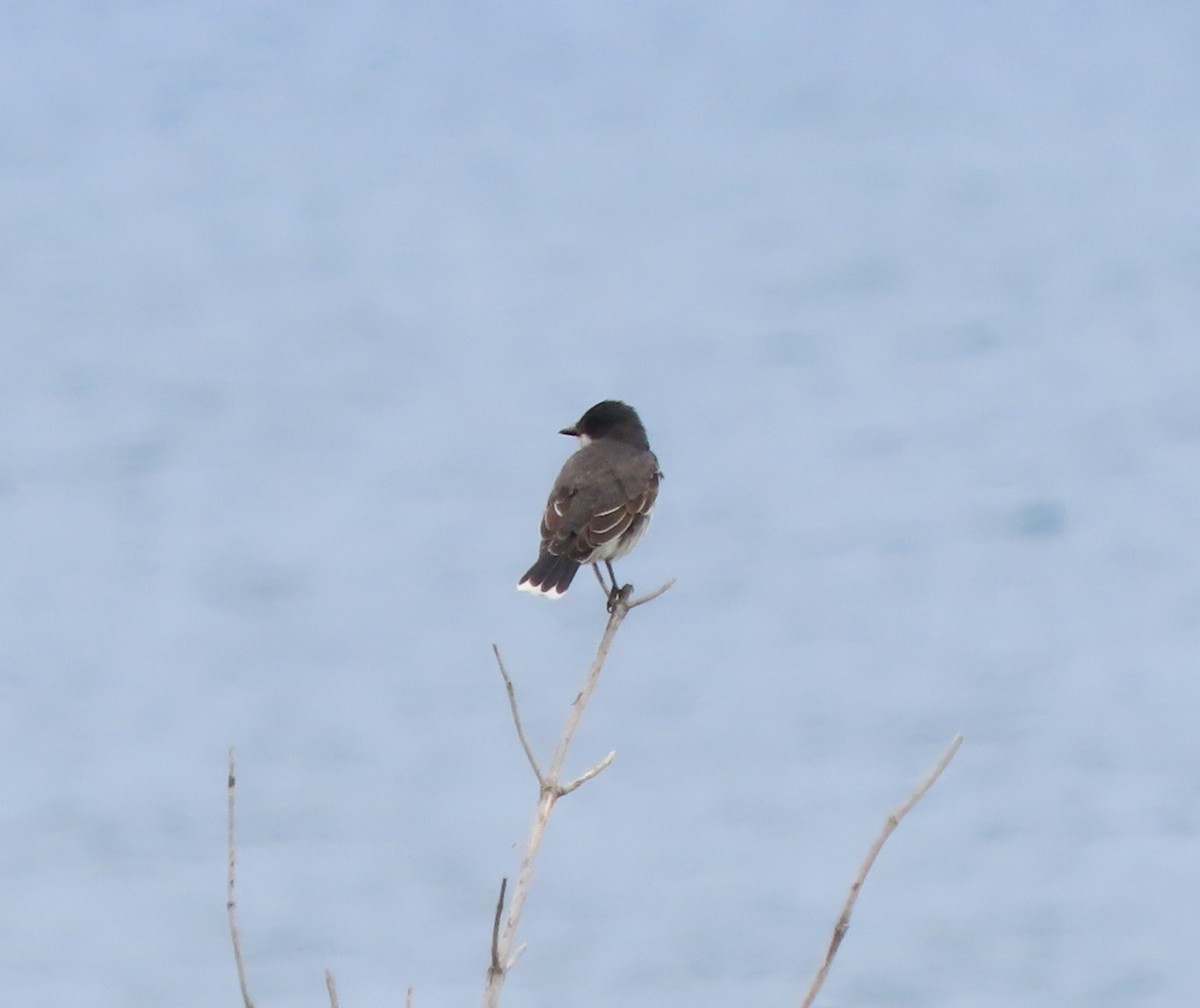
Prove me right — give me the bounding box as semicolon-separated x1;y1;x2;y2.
517;551;580;598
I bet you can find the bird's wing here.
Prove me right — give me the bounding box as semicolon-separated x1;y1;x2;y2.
539;448;660;561
569;481;657;557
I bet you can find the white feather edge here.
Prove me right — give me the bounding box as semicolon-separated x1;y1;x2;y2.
516;579;566;599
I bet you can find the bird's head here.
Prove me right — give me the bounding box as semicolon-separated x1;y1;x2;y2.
560;400;649;449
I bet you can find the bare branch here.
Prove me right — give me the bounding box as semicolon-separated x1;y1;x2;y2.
324;968;339;1008
489;878;507;976
227;747;255;1008
484;576;675;1006
890;733;963;822
627;576;676;608
798;733;965;1008
559;750;616;796
406;985;414;1008
492;646;544;784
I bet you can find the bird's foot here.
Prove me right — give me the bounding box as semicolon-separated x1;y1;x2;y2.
606;583;633;613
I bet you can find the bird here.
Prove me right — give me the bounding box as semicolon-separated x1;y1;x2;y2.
517;400;661;604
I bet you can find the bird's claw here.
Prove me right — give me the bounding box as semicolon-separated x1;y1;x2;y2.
606;583;633;613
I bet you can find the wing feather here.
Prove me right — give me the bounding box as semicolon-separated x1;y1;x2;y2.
536;443;661;564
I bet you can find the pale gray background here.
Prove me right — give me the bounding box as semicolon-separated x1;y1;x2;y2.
2;2;1198;1006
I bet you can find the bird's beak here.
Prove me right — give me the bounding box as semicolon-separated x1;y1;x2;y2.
559;425;579;437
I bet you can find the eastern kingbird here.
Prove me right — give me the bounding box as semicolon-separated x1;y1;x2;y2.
517;400;661;601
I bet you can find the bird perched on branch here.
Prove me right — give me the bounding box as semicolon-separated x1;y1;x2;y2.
517;400;661;604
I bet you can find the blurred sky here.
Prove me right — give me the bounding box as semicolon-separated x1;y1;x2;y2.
2;3;1199;1007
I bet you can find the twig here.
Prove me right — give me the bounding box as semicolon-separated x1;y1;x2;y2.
559;750;616;796
324;968;339;1008
227;747;255;1008
489;878;508;976
493;646;544;783
798;733;965;1008
407;986;414;1008
484;576;676;1007
628;576;676;608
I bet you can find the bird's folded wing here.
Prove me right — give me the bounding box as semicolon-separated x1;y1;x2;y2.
540;470;658;560
573;486;656;554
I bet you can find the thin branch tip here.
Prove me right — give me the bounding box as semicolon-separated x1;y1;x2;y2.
797;733;965;1008
226;749;255;1008
627;575;677;608
559;750;617;795
489;878;508;973
495;647;544;782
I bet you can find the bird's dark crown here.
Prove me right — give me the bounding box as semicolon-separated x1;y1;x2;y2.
562;400;650;449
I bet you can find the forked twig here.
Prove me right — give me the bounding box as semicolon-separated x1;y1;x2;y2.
798;733;965;1008
484;576;675;1007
